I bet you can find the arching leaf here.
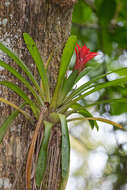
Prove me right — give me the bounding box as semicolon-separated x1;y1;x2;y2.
64;67;127;103
72;76;127;103
58;70;78;106
67;117;123;129
0;103;26;144
23;33;50;102
50;35;77;110
0;98;31;121
0;42;44;100
71;103;98;130
0;81;39;117
0;60;43;106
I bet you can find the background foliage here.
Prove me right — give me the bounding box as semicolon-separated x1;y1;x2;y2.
68;0;127;190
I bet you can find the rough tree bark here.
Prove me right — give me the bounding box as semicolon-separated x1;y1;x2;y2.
0;0;76;190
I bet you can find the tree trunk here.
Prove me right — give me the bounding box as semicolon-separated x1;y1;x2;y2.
0;0;76;189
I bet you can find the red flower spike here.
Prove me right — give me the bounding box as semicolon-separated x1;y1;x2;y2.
74;44;98;73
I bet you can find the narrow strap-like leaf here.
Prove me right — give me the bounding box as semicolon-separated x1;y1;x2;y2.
50;35;77;110
0;103;26;144
65;67;127;103
57;70;78;106
0;97;31;121
74;66;91;84
67;117;123;129
61;76;127;112
0;60;43;106
72;76;127;103
0;42;44;99
58;114;70;190
71;103;99;130
23;33;50;102
35;120;53;187
85;98;127;108
0;81;39;117
58;36;77;83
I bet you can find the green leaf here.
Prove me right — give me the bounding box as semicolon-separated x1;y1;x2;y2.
0;81;39;117
58;70;78;105
0;42;44;100
59;76;127;113
35;121;53;187
50;35;77;110
67;117;123;129
74;66;91;84
64;67;127;103
113;66;127;76
0;97;32;121
85;98;127;108
58;114;70;190
71;103;98;130
59;35;77;82
23;33;50;102
73;76;127;103
0;60;43;106
0;103;26;144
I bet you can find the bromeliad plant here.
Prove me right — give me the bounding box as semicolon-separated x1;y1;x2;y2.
0;33;126;190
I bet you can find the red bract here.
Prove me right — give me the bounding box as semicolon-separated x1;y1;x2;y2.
74;44;98;73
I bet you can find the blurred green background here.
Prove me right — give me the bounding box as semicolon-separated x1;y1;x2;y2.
67;0;127;190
